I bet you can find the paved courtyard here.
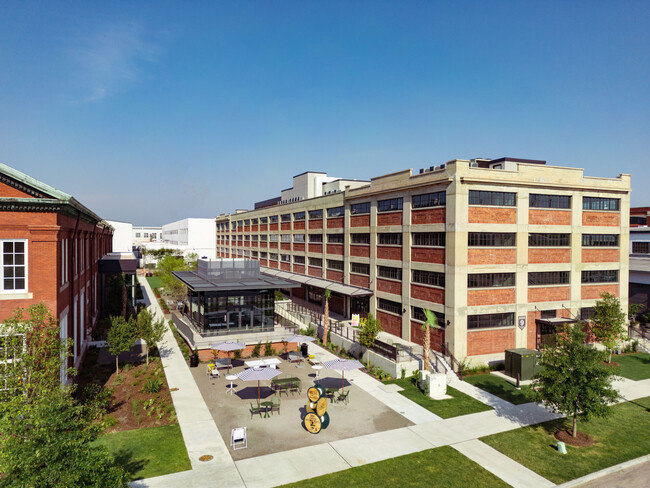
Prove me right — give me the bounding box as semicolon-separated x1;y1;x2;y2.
189;356;413;460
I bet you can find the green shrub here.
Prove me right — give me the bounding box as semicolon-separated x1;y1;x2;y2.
411;369;421;386
251;341;262;358
401;367;406;380
305;324;316;337
113;375;125;386
103;415;118;429
143;378;163;394
234;349;242;359
263;341;275;357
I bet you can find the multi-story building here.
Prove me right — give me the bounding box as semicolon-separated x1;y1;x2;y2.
161;218;216;259
216;159;630;364
132;225;163;246
0;163;113;377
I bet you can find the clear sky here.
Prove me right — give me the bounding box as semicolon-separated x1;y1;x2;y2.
1;1;648;225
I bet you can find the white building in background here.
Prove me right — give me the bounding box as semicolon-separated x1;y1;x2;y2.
133;226;163;246
105;220;133;253
160;218;216;259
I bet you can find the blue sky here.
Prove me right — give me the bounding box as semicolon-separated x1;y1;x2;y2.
1;1;648;225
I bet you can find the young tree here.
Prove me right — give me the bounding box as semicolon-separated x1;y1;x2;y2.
628;303;644;325
0;387;128;487
358;313;382;363
322;289;331;346
136;308;166;365
591;292;627;363
107;316;136;373
533;323;620;438
155;254;189;302
421;309;443;372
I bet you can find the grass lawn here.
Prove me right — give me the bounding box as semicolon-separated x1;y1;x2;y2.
94;424;191;480
480;396;650;484
463;374;533;405
146;276;164;289
279;445;509;488
614;353;650;380
386;378;492;418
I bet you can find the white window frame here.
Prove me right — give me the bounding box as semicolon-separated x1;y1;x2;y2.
1;239;28;294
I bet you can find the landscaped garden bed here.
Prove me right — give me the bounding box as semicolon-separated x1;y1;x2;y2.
480;396;650;484
463;374;532;405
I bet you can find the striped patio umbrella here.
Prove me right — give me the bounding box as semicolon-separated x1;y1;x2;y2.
323;358;364;392
284;334;317;363
238;366;282;405
211;341;246;372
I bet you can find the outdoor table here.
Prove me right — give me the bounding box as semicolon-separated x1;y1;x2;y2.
311;365;323;383
260;401;273;418
263;358;281;368
271;377;301;394
226;375;238;395
245;360;266;368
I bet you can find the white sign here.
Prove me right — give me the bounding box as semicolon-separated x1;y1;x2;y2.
351;314;360;327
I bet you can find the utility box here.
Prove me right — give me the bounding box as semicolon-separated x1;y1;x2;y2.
504;348;541;381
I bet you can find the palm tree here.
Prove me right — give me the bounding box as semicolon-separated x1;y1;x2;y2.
422;309;442;372
323;289;331;346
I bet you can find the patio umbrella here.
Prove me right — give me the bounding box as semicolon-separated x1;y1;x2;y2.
284;334;317;363
238;366;281;406
323;358;364;392
211;341;246;372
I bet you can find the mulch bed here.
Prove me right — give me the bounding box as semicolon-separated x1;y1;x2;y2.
554;429;597;447
604;361;620;367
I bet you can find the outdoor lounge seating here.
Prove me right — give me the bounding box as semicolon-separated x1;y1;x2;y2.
207;364;220;378
271;377;301;395
336;390;350;404
326;388;339;403
250;402;263;419
230;427;247;450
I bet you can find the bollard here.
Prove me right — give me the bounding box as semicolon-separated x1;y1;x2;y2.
516;373;521;390
557;441;567;454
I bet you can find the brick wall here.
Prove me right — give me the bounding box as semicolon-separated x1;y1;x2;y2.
581;284;619;299
467;288;516;306
527;311;539;349
260;259;268;266
326;269;343;282
0;181;35;198
467;328;515;356
350;274;370;288
280;243;290;251
581;249;620;263
377;212;402;226
292;264;305;274
350;245;370;257
468;248;516;265
327;217;344;228
293;221;305;230
309;219;323;229
582;212;620;226
293;243;305;252
528;286;570;303
411;208;445;225
308;243;322;253
376;311;401;336
280;223;290;231
280;262;290;271
351;215;370;227
377;246;402;261
410;284;444;304
268;260;278;269
308;266;322;278
377;278;401;295
326;244;344;255
260;224;268;231
411;247;445;264
251;225;258;232
529;209;571;225
528;248;571;263
469;207;516;224
270;223;278;231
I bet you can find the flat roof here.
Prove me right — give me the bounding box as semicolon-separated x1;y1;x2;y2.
173;270;301;292
261;267;373;297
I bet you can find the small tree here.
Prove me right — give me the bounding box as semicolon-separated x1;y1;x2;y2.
533;323;620;438
0;387;128;487
156;254;189;302
591;292;627;363
322;289;331;346
358;313;382;362
628;303;644;325
136;309;166;365
107;316;136;373
421;309;443;372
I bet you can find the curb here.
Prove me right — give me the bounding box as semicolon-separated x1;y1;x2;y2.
557;454;650;487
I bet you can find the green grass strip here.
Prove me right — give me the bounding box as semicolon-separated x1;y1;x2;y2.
613;353;650;380
463;374;533;405
146;275;164;290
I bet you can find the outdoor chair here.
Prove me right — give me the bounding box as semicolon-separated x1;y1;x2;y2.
326;388;339;403
271;395;280;415
207;364;220;378
336;390;350;404
230;427;247;450
250;402;263;419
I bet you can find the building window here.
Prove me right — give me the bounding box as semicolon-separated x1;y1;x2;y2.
238;221;244;227
327;233;344;244
293;212;305;221
327;206;345;218
467;312;514;330
281;214;291;222
269;253;278;261
411;307;445;326
540;309;557;319
469;190;516;206
581;270;618;283
260;252;267;259
378;198;403;212
351;233;370;244
281;234;291;243
327;259;344;271
135;233;141;238
351;262;370;275
244;250;250;257
269;234;278;242
468;273;515;288
251;235;258;242
351;202;371;215
269;215;279;223
528;271;570;286
252;251;258;258
309;257;322;267
2;241;27;292
583;197;620;211
244;219;250;226
294;234;305;243
281;254;291;263
412;232;445;247
309;234;323;243
294;256;305;264
260;235;268;242
260;217;268;224
412;191;446;208
582;234;619;247
412;269;445;288
580;307;595;321
377;298;402;315
309;209;323;219
528;233;570;247
251;218;259;225
630;216;647;225
529;194;571;209
632;242;650;254
244;235;250;241
378;233;402;245
468;232;516;247
378;265;402;280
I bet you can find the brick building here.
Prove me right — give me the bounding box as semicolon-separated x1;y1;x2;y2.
0;163;113;378
215;158;630;364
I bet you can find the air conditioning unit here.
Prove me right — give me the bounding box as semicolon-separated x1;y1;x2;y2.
469;161;479;168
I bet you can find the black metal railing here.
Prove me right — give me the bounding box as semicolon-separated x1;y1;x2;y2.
441;343;463;379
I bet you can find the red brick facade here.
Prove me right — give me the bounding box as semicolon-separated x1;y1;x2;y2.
411;208;445;225
468;207;516;224
581;284;619;299
529;209;571;225
528;286;570;303
377;278;401;295
582;212;620;226
467;328;515;356
327;217;344;228
350;245;370;257
468;248;516;265
411;247;444;264
377;212;402;226
467;288;516;306
377;246;402;261
528;248;571;264
410;284;444;304
376;311;401;336
351;215;370;227
350;274;370;288
581;249;620;263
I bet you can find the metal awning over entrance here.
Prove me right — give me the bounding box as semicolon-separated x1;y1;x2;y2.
535;317;578;348
260;267;373;297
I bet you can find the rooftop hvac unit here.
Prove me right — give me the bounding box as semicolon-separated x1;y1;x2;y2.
469;161;479;168
429;166;435;171
435;164;446;170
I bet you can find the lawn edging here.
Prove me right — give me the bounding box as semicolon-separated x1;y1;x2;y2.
557;453;650;487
